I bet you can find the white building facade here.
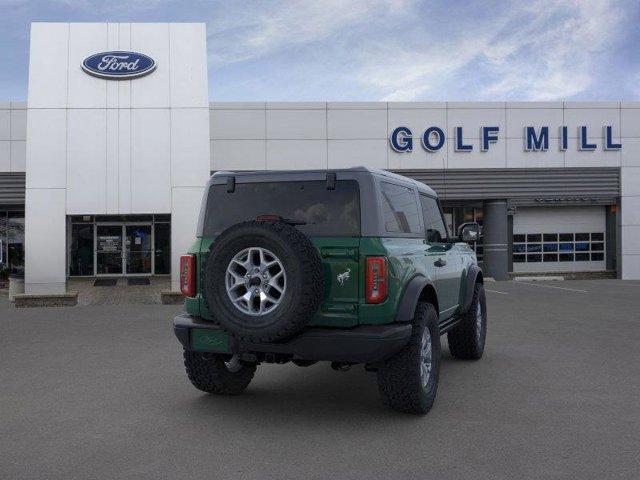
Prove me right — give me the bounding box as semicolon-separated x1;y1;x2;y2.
1;22;639;293
22;22;210;293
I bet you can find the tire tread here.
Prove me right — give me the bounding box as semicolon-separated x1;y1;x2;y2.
183;350;256;395
447;282;486;360
376;302;440;414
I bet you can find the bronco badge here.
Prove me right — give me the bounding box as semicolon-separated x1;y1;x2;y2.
337;268;351;286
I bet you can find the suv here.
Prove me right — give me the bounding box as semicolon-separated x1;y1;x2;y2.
173;167;486;414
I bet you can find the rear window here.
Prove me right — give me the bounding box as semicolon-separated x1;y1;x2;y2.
203;180;361;237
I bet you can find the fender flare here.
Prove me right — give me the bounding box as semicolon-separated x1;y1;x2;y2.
461;264;483;313
394;275;435;323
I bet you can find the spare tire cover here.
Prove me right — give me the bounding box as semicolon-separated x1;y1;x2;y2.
203;221;324;342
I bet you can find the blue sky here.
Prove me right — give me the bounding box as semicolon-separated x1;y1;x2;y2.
1;0;639;101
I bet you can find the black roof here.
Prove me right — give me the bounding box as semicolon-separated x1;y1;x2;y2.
211;166;437;196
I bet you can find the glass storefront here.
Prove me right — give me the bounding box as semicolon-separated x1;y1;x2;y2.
0;210;25;277
96;225;124;275
69;223;94;276
125;225;152;275
153;222;171;275
68;215;170;277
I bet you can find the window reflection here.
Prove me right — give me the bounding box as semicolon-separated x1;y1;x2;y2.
0;211;25;276
513;232;606;263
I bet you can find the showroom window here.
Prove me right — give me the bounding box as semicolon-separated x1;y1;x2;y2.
69;223;94;276
68;215;171;277
0;211;25;277
513;233;605;263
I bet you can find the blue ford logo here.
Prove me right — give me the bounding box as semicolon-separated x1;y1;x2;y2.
82;51;156;80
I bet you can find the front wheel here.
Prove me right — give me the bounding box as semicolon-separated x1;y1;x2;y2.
447;282;487;360
376;302;441;414
183;350;256;395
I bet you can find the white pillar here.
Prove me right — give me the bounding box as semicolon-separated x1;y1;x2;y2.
25;189;66;294
621;166;640;279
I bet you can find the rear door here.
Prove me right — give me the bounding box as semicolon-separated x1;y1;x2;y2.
201;178;362;326
420;194;460;318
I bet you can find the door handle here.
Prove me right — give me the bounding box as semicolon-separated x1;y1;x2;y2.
434;258;447;267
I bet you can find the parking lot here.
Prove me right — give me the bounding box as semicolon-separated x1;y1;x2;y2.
1;279;640;480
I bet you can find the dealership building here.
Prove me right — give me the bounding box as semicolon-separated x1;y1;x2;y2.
1;22;640;295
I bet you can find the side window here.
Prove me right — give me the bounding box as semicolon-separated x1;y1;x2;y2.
380;182;421;234
419;195;448;243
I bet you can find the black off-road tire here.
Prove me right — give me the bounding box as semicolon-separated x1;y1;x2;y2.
203;221;324;343
183;350;256;395
447;282;487;360
376;302;441;414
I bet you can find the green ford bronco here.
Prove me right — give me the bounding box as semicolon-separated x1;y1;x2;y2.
173;167;486;414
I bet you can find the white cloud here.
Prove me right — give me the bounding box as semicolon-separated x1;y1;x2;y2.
10;0;628;101
357;0;627;101
480;0;625;100
13;0;177;11
208;0;415;66
208;0;630;101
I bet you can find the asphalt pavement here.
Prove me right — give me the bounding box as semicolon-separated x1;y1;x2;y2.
1;279;640;480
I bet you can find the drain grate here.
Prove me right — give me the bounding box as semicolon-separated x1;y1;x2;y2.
94;278;118;287
128;278;150;286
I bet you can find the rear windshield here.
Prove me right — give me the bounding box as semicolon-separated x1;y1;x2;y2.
203;180;361;237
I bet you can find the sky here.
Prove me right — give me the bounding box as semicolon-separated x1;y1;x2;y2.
0;0;639;102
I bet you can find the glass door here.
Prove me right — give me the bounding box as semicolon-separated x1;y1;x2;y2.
96;225;123;275
153;222;171;275
125;225;152;275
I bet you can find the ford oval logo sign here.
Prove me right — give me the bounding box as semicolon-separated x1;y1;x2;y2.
82;51;156;80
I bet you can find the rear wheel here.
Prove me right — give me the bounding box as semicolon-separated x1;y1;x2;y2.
447;282;487;360
376;302;441;414
183;350;256;395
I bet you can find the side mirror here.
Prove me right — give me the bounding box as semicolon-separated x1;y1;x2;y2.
457;222;480;243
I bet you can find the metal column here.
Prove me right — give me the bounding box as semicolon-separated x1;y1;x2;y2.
482;200;509;280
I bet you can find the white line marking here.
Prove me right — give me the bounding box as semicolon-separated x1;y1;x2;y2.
485;289;509;295
513;275;564;282
513;281;588;293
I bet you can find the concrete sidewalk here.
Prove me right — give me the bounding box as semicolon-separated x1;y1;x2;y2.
68;277;171;306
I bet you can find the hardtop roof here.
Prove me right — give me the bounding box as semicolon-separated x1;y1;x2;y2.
211;166;437;197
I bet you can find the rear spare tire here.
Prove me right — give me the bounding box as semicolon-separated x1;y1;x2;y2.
203;221;324;342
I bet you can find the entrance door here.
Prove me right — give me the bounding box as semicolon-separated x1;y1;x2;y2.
125;225;152;275
96;225;123;275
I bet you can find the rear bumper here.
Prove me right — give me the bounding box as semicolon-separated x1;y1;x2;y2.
173;313;411;364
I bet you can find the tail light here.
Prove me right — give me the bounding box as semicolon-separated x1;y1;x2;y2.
366;256;388;304
180;255;196;297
